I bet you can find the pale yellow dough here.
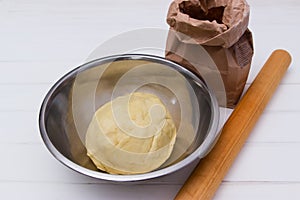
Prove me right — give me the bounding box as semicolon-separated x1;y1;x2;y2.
85;92;177;174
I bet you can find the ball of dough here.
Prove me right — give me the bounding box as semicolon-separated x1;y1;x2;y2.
85;92;177;174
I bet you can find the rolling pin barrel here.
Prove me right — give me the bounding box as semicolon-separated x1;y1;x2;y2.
175;49;292;200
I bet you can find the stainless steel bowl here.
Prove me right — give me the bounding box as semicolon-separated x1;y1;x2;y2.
39;54;219;182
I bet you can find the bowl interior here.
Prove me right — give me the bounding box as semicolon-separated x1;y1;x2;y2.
40;55;217;180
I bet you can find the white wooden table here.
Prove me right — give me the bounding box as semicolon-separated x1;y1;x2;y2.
1;0;299;199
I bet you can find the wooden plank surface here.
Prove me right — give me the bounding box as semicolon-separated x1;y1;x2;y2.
0;0;299;199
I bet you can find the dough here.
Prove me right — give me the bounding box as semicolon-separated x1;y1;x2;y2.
85;92;177;174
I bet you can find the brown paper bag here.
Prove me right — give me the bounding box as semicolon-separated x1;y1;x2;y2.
165;0;254;108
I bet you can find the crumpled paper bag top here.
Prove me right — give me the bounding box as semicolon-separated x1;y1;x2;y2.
167;0;250;48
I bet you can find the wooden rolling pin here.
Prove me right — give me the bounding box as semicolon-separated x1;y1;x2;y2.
175;49;292;200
